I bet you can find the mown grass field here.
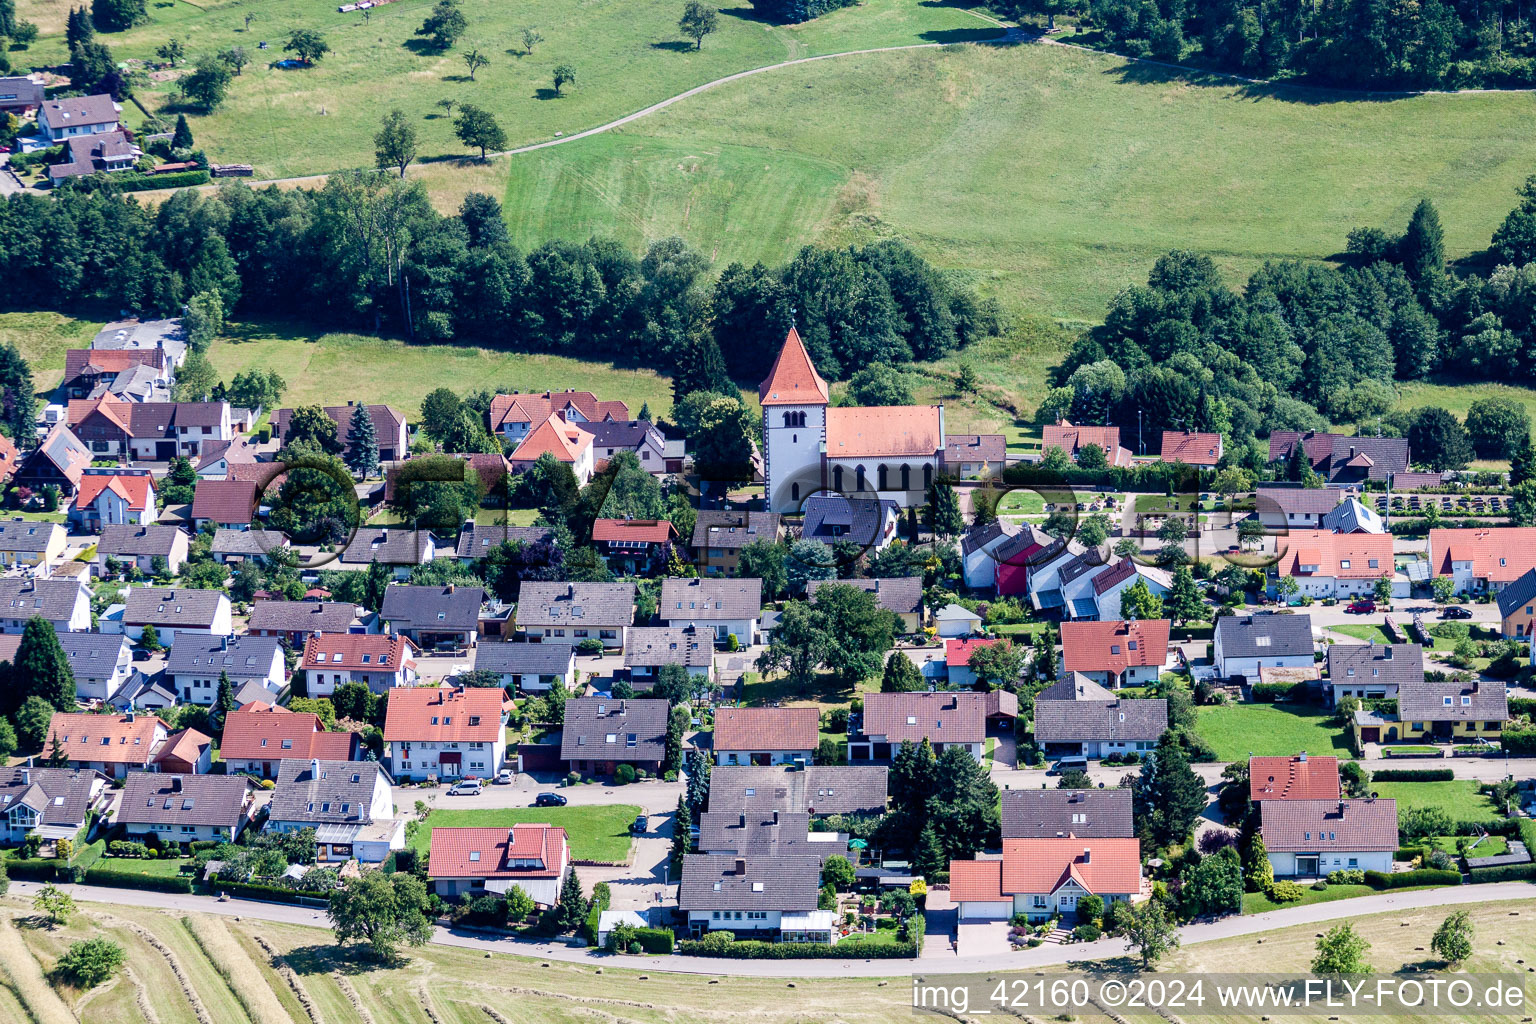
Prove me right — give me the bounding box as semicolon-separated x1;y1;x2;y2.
1194;703;1352;761
1372;780;1499;818
0;311;106;391
410;803;642;862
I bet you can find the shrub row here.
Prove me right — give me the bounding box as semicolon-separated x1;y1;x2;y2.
1395;846;1430;862
1364;868;1462;889
64;169;212;193
71;840;105;874
679;916;923;959
1250;682;1312;703
627;927;675;954
82;867;193;893
4;858;61;880
203;880;316;903
1370;768;1454;782
1467;862;1536;883
582;881;611;946
1509;698;1536;718
108;840;153;858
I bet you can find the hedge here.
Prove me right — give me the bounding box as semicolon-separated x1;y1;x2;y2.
71;840;105;874
1395;846;1430;862
1467;862;1536;883
1509;698;1536;718
204;881;316;904
1364;868;1461;889
1250;682;1312;703
679;916;923;959
582;881;611;945
1370;768;1454;782
628;927;674;954
82;867;193;893
64;169;212;193
4;858;61;880
1504;728;1536;756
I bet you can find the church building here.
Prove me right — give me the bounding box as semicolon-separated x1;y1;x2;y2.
760;328;945;514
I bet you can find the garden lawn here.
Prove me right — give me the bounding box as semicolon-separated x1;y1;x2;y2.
1194;703;1351;761
412;804;641;862
95;854;196;877
1241;883;1443;915
1330;624;1397;644
1429;834;1509;857
1371;780;1499;820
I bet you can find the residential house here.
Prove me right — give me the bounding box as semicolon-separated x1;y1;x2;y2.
1032;675;1168;759
68;398;234;461
1249;753;1340;802
1499;568;1536;638
516;581;635;648
1000;788;1134;839
0;74;44;116
301;633;417;695
1259;797;1397;877
340;529;439;576
221;704;358;779
592;518;676;575
1073;558;1174;623
488;390;628;445
427;824;571;904
713;707;819;767
0;766;108;844
0;577;92;633
1160;430;1223;467
96;525;189;576
1060;619;1174;689
1041;421;1134;468
61;347;169;402
37;93;120;142
960;520;1024;591
272;403;408;463
194;438;259;480
1268;432;1410;486
708;765;889;817
1429;527;1536;593
1278;530;1402;600
247;600;370;645
210;529;291;565
934;602;983;638
660;577;762;646
1212;613;1315;681
690;510;782;576
121;587;233;645
587;419;669;473
695;811;824;858
945;637;1000;688
119;773;257;845
1396;677;1508;743
1013;537;1092;607
1254;485;1345;531
850;691;988;762
507;414;596;485
559;697;668;777
623;626;713;684
108;672;178;713
0;435;18;489
167;634;286;705
798;494;900;553
68;470;155;532
455;524;555;564
941;434;1006;480
190;479;258;531
0;519;67;570
950;838;1143;922
808;576;922;633
91;318;187;367
380;583;485;649
472;641;575;692
15;422;92;498
59;631;133;702
44;712;211;778
383;685;507;781
1322;498;1385;534
679;854;828;941
1326;643;1421;705
267;758;403;864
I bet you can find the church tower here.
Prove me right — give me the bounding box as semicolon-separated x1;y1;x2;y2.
759;327;829;514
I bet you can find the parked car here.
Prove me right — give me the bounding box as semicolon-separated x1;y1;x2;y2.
1047;756;1089;776
534;792;566;807
492;768;514;785
447;780;481;796
132;649;152;662
1440;605;1473;619
1345;600;1376;614
630;814;649;834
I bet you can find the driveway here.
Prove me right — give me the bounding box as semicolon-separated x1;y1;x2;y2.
955;921;1012;957
0;158;22;197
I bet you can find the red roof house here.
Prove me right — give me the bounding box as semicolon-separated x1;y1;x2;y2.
220;703;358;778
426;824;571;904
1059;619;1172;688
190;478;258;529
1160;430;1223;467
949;837;1144;921
712;707;819;765
1249;754;1340;802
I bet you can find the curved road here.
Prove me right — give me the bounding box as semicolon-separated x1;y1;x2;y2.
11;879;1534;979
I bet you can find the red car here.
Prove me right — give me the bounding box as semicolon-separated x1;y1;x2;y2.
1346;600;1377;614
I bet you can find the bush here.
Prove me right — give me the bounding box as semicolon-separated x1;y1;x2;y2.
108;840;152;858
1073;923;1102;941
203;880;312;903
53;937;125;988
1467;862;1536;883
614;764;636;785
1395;845;1430;862
629;926;674;953
1265;880;1305;903
1310;880;1329;890
1371;768;1454;782
81;868;193;893
1326;869;1365;884
1250;682;1310;703
1363;868;1462;889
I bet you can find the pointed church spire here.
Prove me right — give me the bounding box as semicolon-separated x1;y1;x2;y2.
758;327;829;406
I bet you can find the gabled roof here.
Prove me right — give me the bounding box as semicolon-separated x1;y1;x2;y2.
1431;527;1536;585
1260;798;1397;852
1249;755;1341;802
380;584;486;630
697;810;814;856
119;773;252;828
948;858;1005;902
190;479;257;524
860;692;986;746
1214;613;1314;660
24;423;91;487
0;767;103;827
509;414;593;465
222;704;357;760
758;327;829;406
1160;430;1223;466
98;524;185;558
488;391;628;431
427;824;569;879
1499;568;1536;618
1397;677;1508;723
945;636;999;667
271;404;406;447
559;697;669;762
73;472;155;513
943;434;1007;463
691;510;781;550
825;406;944;459
678;853;821;911
1321;498;1384;534
248;600;362;634
708;766;888;816
303;632;415;673
592;518;675;544
587;419;665;451
41;93;119;126
713;707;819;752
122;587;227;628
268;758;390;824
45;712;168;766
340;528;437;565
455;524;555;560
64;347;165;381
474;641;574;675
807;576;921;616
0;578;86;622
1061;620;1172;674
800;495;898;548
1325;643;1423;689
1032;688;1167;743
623;626;713;668
516;581;635;629
210;529;289;556
1000;788;1134;839
1281;530;1393;579
1042;422;1130;465
660;577;763;621
0;519;63;552
999;837;1143;895
384;686;504;742
58;631;129;677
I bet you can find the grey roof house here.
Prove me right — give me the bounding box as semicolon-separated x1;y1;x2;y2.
472;641;576;692
58;631;133;703
807;576;923;631
1326;643;1422;703
696;810;819;857
165;634;286;706
96;524;190;574
0;577;92;634
1213;613;1315;680
118;772;257;844
1000;787;1134;839
1031;675;1168;758
121;586;233;642
679;853;825;939
248;600;369;644
0;766;109;843
708;765;888;816
381;583;486;648
658;577;762;645
516;581;635;647
560;697;668;775
266;757;403;864
455;524;555;562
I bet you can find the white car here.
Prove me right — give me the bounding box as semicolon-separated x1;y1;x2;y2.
448;780;481;796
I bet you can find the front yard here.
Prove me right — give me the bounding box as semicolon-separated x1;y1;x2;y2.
1194;703;1351;761
1370;780;1499;819
1241;882;1443;915
410;804;642;863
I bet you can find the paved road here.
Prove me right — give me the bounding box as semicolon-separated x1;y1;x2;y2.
12;880;1535;978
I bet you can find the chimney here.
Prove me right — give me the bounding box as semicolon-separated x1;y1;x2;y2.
1383;646;1393;660
739;813;746;827
447;583;455;594
1338;801;1346;817
220;634;229;651
310;758;320;778
1082;847;1091;864
734;857;747;876
171;775;182;792
126;710;135;723
1471;680;1480;693
1298;751;1307;762
772;810;779;825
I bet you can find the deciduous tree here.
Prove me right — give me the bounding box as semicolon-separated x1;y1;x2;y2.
373;109;417;179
